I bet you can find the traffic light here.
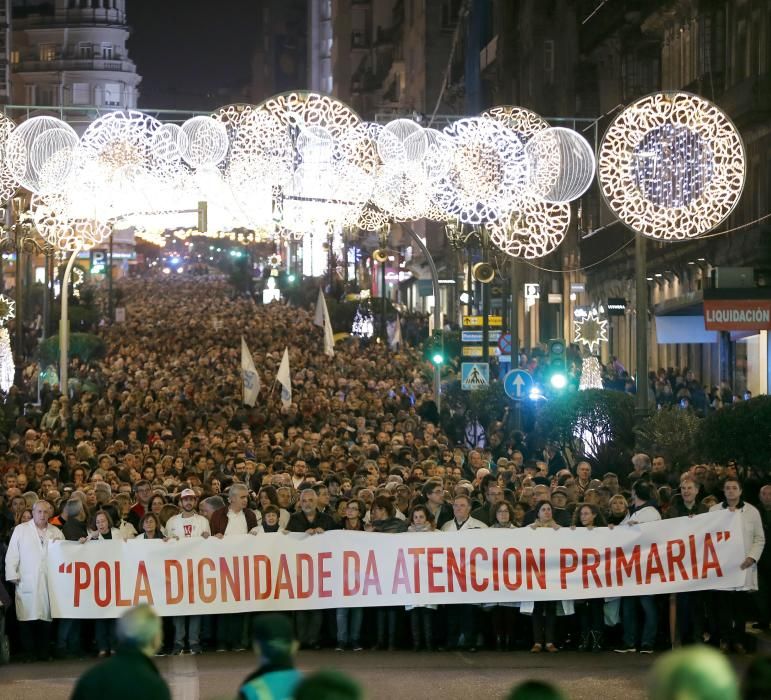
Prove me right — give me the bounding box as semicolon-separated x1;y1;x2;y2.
547;338;567;390
429;329;445;365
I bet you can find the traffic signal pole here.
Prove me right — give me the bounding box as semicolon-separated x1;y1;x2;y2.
635;233;649;418
402;223;442;414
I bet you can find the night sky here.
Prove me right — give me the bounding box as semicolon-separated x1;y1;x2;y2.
126;0;262;110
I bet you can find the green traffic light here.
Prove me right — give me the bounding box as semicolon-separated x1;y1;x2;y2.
287;274;296;283
549;372;568;390
431;352;444;365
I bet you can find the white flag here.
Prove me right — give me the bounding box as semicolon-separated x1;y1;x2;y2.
277;347;292;409
315;288;335;356
314;288;325;327
390;314;403;350
241;337;261;406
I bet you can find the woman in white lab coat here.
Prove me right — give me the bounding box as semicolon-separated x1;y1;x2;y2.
709;477;765;653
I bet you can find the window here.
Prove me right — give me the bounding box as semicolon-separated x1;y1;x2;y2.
103;82;121;106
10;50;18;65
39;44;56;62
71;82;90;105
38;85;56;106
101;43;113;60
78;43;93;59
25;84;35;105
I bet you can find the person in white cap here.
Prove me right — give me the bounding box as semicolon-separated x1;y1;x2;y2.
165;488;210;654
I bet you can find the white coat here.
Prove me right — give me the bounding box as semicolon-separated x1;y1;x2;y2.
710;501;765;591
5;520;65;621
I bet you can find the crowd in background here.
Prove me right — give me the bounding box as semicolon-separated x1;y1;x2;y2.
0;275;768;666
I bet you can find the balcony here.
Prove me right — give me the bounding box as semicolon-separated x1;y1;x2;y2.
15;8;127;28
16;58;137;74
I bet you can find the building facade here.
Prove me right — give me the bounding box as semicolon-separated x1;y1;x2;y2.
10;0;141;116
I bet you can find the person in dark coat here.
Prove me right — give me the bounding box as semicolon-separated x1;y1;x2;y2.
70;604;170;700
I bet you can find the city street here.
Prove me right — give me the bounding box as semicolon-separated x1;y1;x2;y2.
0;649;686;700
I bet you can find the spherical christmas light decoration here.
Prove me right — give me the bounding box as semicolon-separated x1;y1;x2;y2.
433;117;529;224
256;92;361;141
372;162;431;221
526;126;596;203
225;108;293;186
0;294;16;324
177;116;229;169
573;307;608;353
31;191;114;252
356;205;390;232
151;123;183;165
377;119;428;164
598;91;745;240
482;106;549;142
80;110;160;173
487;199;570;259
5;116;79;194
0;327;14;393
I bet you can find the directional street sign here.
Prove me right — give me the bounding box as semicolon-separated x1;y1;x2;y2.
461;362;489;390
497;332;512;356
462;330;502;343
463;315;503;327
503;369;533;401
462;345;502;357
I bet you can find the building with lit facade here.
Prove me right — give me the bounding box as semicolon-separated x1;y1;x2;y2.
10;0;141;118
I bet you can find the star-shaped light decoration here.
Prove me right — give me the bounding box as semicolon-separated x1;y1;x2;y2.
0;294;16;325
573;307;608;353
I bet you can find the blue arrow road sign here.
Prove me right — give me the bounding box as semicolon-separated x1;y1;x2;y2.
503;369;533;401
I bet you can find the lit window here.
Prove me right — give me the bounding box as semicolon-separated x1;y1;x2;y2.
39;44;56;62
103;83;121;106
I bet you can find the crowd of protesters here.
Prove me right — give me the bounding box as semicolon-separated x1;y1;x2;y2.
0;275;768;666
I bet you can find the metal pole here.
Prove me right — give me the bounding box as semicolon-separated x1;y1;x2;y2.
14;227;23;370
59;246;80;395
108;229;114;323
481;235;490;364
509;257;519;358
380;258;387;341
42;249;50;341
635;233;649;418
402;224;442;414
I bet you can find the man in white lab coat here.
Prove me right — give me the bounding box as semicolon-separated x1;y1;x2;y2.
5;500;64;660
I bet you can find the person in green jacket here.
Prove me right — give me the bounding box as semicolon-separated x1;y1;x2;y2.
70;604;170;700
238;613;302;700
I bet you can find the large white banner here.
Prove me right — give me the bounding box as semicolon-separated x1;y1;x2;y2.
47;511;745;618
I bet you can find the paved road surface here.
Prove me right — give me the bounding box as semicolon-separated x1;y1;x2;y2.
1;650;673;700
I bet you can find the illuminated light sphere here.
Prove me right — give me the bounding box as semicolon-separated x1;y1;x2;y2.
152;123;183;165
481;106;549;142
5;116;79;193
356;205;389;232
421;128;452;184
579;356;603;391
573;307;609;353
297;124;335;166
30;192;114;252
597;91;745;240
0;294;15;323
372;162;430;221
487;199;570;259
526;126;596;203
433;117;529;225
80;110;160;173
377;119;427;164
255;92;361;141
178;116;229;168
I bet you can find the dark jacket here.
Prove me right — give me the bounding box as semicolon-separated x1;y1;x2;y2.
61;518;89;542
665;496;708;519
471;503;497;527
70;647;171;700
210;506;259;536
427;502;454;530
285;509;337;533
370;517;408;533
